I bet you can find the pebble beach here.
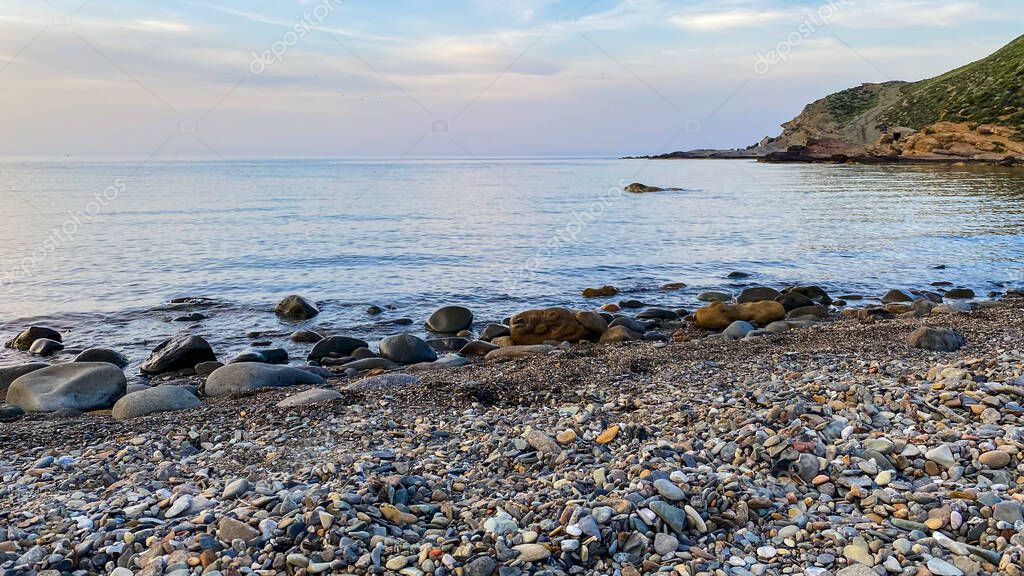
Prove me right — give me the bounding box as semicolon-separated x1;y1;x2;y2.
2;287;1024;576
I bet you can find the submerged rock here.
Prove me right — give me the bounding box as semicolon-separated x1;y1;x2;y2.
275;294;320;320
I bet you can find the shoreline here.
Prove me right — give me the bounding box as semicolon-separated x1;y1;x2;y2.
2;296;1024;574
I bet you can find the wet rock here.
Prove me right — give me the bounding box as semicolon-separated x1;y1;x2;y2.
308;336;369;362
29;338;64;357
599;325;642;343
379;334;437;364
479;324;510;341
140;335;217;375
0;363;48;399
5;326;62;351
275;295;320;320
73;348;130;368
582;285;618;298
737;287;782;303
882;289;915;304
426;306;474;333
291;330;323;343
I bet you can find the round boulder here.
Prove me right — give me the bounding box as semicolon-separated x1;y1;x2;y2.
74;348;130;368
5;326;62;351
29;339;64;357
112;386;201;420
308;336;369;362
426;306;474;333
275;295;320;320
1;363;48;400
7;363;126;413
737;287;782;303
205;363;326;398
908;327;965;352
379;334;438;364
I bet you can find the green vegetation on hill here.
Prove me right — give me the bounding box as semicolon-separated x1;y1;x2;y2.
824;84;883;125
879;34;1024;134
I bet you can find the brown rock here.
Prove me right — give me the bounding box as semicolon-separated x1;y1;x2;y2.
510;308;600;345
693;301;786;331
217;517;258;543
485;345;555;363
582;285;618;298
978;450;1011;468
600;325;642;343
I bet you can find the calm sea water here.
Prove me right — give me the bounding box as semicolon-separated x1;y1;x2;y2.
1;158;1023;371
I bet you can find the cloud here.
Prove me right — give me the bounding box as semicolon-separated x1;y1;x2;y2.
671;9;789;31
132;19;193;33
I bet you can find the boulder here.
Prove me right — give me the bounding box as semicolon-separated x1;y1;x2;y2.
582;285;618;298
6;363;126;413
737;287;782;303
112;386;201;420
205;363;326;397
74;348;130;368
697;292;731;302
509;308;603;345
486;345;555;363
1;363;48;400
379;334;437;364
944;288;975;299
276;388;343;408
291;330;323;343
275;295;319;320
480;324;510;341
775;292;814;311
425;306;474;333
787;305;829;320
908;327;965;352
5;326;62;351
783;286;832;306
308;336;369;362
140;335;217;375
460;340;500;357
426;337;471;353
636;308;679;321
694;301;786;331
625;183;680;193
29;339;64;357
724;321;755;340
882;289;915;304
609;316;648;334
575;311;609;335
599;326;642;343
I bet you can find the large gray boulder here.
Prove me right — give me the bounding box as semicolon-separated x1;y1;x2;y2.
141;335;217;375
6;363;126;413
275;295;319;320
205;363;326;397
5;327;62;351
908;327;965;352
112;386;201;420
425;306;474;333
308;336;369;362
1;363;48;400
379;334;437;364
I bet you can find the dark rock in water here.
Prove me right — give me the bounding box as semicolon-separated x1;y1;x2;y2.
229;351;266;364
291;330;323;343
205;363;326;397
259;348;289;364
274;295;319;320
74;348;130;368
173;313;207;322
427;337;471;353
727;271;751;279
308;336;369;362
839;294;864;301
6;363;126;413
27;338;63;357
636;308;679;321
169;296;216;305
697;292;731;302
1007;288;1024;298
944;288;975;299
195;361;224;377
624;182;681;193
1;363;48;399
784;286;832;306
915;289;944;303
609;316;648;334
379;334;437;364
882;289;915;304
425;306;474;333
737;287;782;303
776;292;814;311
480;323;511;341
112;385;201;420
582;285;619;298
5;326;62;351
0;404;25;422
660;282;688;291
366;305;383;315
140;335;217;375
908;327;965;352
618;299;645;309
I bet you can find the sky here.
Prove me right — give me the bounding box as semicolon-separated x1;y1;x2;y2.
0;0;1020;158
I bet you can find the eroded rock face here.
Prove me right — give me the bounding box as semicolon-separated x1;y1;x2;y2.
694;301;786;331
6;363;126;413
509;308;605;345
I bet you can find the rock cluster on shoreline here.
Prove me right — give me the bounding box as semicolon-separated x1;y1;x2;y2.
2;285;1024;575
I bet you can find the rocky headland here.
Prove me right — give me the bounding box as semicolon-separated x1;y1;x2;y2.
2;283;1024;576
631;35;1024;166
